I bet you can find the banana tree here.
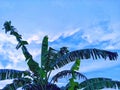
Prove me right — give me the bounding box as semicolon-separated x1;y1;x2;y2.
0;21;119;90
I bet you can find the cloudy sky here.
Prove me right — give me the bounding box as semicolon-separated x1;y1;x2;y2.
0;0;120;89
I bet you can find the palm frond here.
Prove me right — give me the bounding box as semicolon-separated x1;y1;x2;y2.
22;83;60;90
52;49;118;69
79;77;120;90
0;69;30;80
2;78;31;90
51;70;87;83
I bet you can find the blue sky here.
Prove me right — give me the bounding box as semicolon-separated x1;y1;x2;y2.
0;0;120;89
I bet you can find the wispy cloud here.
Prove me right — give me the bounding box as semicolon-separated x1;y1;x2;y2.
27;31;45;44
0;32;26;69
0;33;17;44
62;27;80;37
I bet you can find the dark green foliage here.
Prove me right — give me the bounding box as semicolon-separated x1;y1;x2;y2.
51;70;87;83
22;83;60;90
2;78;31;90
52;49;118;69
0;69;30;80
27;58;40;74
22;46;32;61
79;78;120;90
16;41;28;49
41;35;48;68
59;47;69;56
3;21;12;33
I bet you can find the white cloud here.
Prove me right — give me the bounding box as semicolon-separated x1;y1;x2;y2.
27;35;40;43
105;45;115;50
6;50;24;63
0;80;13;89
49;27;80;42
28;48;41;60
26;27;81;43
26;31;62;43
0;31;42;71
63;27;80;37
48;33;62;42
45;21;119;51
4;62;28;71
0;33;17;44
78;21;120;51
0;62;4;69
100;33;117;41
82;26;108;43
0;32;26;69
27;31;45;44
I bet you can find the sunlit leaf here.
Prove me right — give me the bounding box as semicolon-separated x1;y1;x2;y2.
71;59;80;71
